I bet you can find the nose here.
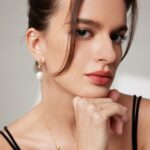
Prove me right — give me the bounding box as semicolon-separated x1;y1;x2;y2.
92;34;118;64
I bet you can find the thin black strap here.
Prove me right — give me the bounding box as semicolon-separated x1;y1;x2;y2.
132;95;137;150
132;95;142;150
134;96;142;150
0;130;17;150
4;126;21;150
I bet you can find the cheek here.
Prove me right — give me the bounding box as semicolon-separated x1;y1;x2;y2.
115;52;122;70
45;30;69;73
117;46;123;62
69;42;91;72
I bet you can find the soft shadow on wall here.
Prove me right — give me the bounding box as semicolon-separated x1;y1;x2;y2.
0;1;39;129
112;0;150;98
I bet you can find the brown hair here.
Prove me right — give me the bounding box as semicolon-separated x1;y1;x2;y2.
27;0;138;76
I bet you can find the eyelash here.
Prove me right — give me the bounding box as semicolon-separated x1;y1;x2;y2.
75;28;92;39
110;34;127;44
75;28;127;44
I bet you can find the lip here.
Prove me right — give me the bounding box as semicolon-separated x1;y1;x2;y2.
85;70;113;86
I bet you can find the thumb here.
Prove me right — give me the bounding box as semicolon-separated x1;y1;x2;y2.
108;89;120;102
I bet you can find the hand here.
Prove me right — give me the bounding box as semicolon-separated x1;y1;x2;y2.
73;89;128;150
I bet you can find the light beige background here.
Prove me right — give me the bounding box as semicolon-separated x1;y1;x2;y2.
0;0;150;128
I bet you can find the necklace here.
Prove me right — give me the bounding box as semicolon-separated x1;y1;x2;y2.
39;108;61;150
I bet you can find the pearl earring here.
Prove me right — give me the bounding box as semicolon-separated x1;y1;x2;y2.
36;61;43;80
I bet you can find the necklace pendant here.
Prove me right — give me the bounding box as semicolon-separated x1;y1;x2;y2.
56;146;60;150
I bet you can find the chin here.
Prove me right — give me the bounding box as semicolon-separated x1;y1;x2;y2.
76;86;110;98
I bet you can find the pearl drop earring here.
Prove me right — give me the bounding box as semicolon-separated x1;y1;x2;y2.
36;62;43;80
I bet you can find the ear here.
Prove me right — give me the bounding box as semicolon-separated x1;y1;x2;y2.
25;28;46;63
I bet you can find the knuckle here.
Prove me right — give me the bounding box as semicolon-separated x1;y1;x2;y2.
87;103;96;112
113;103;121;111
78;99;87;107
93;113;101;122
107;98;113;102
92;112;107;124
119;105;128;114
96;105;103;111
99;112;108;122
112;103;128;119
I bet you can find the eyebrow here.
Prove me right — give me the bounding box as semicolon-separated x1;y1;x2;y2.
66;18;128;33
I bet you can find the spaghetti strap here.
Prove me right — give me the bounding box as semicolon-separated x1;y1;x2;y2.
132;95;142;150
0;126;21;150
0;130;17;150
4;126;21;150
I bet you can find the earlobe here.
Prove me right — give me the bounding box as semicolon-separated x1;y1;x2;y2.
25;28;45;63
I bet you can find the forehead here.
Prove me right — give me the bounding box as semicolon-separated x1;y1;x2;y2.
51;0;126;30
79;0;126;31
78;0;126;24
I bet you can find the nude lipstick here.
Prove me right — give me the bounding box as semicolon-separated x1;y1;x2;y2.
85;70;113;86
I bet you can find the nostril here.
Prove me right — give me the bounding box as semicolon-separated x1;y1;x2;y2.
96;51;117;64
98;58;107;61
98;59;105;61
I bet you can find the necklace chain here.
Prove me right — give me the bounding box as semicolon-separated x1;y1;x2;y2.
43;117;61;150
40;107;61;150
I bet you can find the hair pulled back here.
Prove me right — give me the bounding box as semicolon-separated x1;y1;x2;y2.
27;0;138;75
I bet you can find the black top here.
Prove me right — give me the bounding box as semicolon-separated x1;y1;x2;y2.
132;95;142;150
0;95;142;150
0;126;20;150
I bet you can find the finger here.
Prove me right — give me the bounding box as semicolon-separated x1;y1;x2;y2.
97;103;128;123
73;96;88;113
84;89;120;103
110;116;124;135
84;97;113;104
108;89;120;102
92;102;128;117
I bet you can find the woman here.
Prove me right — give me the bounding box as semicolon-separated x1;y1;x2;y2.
0;0;150;149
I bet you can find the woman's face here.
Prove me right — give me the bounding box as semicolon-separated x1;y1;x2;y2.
41;0;127;98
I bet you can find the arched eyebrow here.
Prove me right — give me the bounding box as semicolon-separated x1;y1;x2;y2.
65;18;128;33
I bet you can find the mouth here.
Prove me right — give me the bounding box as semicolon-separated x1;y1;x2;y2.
85;70;113;86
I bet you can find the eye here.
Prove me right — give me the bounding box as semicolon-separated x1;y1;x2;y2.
111;34;127;44
75;28;92;38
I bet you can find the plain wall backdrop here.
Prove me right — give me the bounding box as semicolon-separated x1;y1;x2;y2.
0;0;150;129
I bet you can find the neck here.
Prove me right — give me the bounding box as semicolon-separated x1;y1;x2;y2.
38;76;76;138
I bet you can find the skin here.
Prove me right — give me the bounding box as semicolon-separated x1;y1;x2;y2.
0;0;150;149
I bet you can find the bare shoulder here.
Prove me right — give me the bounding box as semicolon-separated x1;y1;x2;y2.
119;93;150;115
136;96;150;135
0;134;12;149
120;93;150;150
1;104;51;150
138;97;150;150
139;96;150;121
